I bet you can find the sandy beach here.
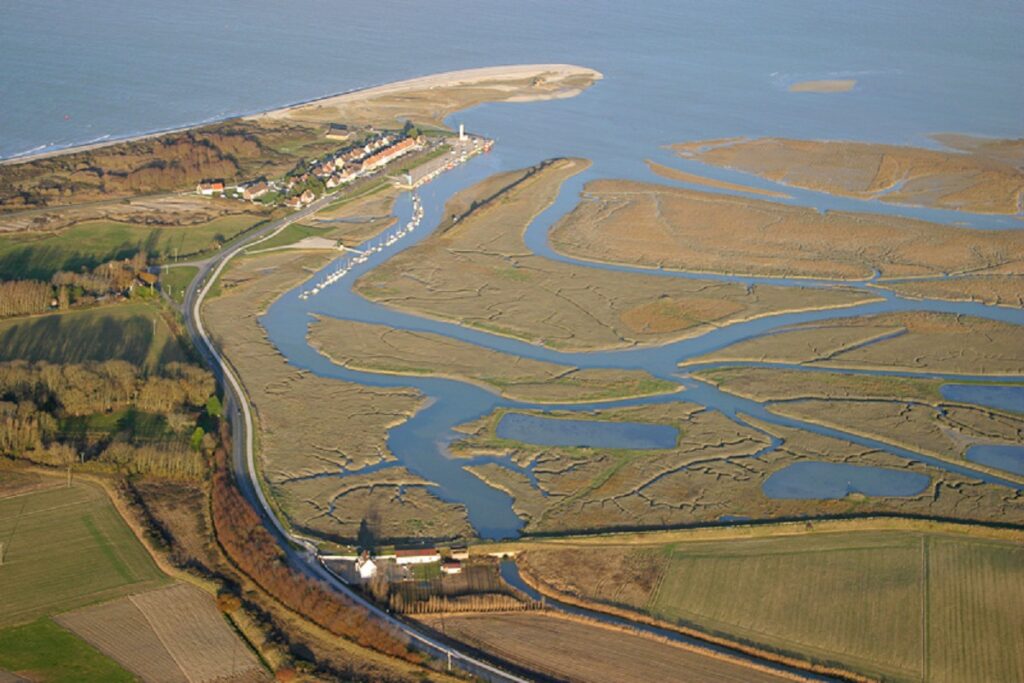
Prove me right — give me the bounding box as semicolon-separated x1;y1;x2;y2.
255;63;602;120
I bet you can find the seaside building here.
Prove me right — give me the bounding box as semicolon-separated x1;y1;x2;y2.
440;561;463;575
395;548;441;565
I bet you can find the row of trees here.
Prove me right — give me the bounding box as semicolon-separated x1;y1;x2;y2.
209;444;418;662
0;360;214;417
388;592;539;615
0;280;55;318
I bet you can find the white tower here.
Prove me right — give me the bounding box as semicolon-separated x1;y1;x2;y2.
458;123;466;141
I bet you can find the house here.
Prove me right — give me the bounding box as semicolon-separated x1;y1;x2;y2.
449;545;469;561
325;123;352;141
440;561;462;575
355;551;378;581
136;271;159;287
299;189;315;205
284;196;303;209
196;180;225;196
395;548;441;565
242;181;269;201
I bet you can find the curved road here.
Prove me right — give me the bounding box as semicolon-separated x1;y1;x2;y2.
180;193;533;683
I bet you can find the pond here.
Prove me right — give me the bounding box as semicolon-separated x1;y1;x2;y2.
763;462;931;499
965;445;1024;477
496;412;679;450
941;384;1024;414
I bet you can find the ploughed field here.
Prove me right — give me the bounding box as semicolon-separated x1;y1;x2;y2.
519;530;1024;683
0;476;267;683
417;611;790;683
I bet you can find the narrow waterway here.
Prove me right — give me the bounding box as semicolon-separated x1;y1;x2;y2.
258;149;1022;538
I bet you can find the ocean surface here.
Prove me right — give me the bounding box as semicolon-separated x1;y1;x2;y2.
3;1;1023;160
5;1;1023;538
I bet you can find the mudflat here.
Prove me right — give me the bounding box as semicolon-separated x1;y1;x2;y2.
355;160;874;351
549;178;1024;280
686;311;1024;375
675;135;1024;214
309;317;677;403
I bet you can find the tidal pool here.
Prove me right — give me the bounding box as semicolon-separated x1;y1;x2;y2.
763;461;930;499
496;412;679;449
966;445;1024;476
941;384;1024;414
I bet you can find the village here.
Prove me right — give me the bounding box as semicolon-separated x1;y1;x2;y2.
195;122;493;210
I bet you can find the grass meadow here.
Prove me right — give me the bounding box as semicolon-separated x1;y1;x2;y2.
0;618;134;683
0;482;167;628
158;265;198;304
523;529;1024;683
0;214;264;280
0;301;187;369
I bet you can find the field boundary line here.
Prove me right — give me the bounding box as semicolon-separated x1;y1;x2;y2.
517;563;872;683
127;590;193;683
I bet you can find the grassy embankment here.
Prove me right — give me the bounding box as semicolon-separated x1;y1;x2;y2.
517;528;1024;683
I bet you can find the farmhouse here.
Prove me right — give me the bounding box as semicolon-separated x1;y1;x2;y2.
450;545;469;561
355;552;378;581
441;561;463;575
242;181;268;201
196;180;225;195
395;548;441;565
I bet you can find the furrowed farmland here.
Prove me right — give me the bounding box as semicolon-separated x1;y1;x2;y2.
57;583;266;683
0;481;167;626
521;531;1024;683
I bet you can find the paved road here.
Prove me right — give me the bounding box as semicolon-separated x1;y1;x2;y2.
180;194;531;683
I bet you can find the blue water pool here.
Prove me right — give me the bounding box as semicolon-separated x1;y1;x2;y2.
941;384;1024;414
763;461;930;499
966;445;1024;476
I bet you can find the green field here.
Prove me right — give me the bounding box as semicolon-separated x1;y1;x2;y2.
644;532;1024;683
0;482;168;627
158;265;198;304
0;302;187;369
0;214;265;280
0;618;134;682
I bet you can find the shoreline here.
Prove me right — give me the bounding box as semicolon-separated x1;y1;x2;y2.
1;63;602;166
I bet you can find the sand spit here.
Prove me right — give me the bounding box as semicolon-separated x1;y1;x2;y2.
255;63;603;123
788;79;856;93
